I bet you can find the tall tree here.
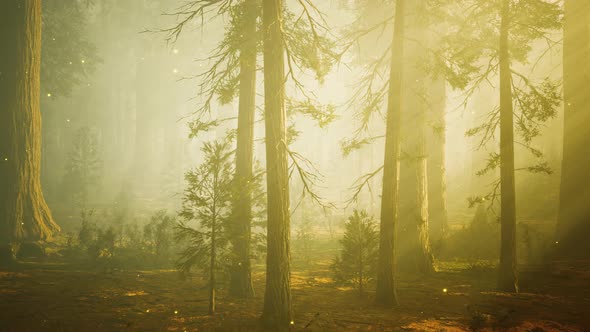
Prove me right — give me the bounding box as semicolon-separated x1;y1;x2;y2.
261;0;292;327
497;0;518;292
427;77;449;251
229;0;258;298
436;0;560;292
375;0;405;307
0;0;60;258
557;1;590;258
398;0;435;274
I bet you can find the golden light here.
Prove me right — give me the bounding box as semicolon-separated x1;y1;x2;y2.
81;59;86;64
443;288;448;293
174;310;178;314
47;93;52;97
172;48;179;54
173;68;179;74
146;309;150;313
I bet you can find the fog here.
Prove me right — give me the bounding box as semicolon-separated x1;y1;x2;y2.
2;0;588;330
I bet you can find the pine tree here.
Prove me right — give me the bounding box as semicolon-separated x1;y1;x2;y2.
176;138;234;315
332;209;378;296
436;0;561;292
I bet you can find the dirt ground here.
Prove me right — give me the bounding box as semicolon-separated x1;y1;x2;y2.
1;257;589;332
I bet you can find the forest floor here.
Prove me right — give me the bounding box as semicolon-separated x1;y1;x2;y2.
1;255;589;332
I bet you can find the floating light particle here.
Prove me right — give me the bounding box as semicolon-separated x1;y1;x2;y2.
66;119;71;123
69;61;73;65
174;310;178;314
47;93;52;97
172;68;179;74
172;48;179;54
81;59;86;64
52;37;56;41
3;158;7;161
21;222;24;225
290;321;294;325
555;241;559;244
443;288;448;293
146;309;150;313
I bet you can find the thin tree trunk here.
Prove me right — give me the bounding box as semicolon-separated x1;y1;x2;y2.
375;0;405;307
209;204;217;315
427;78;449;251
557;0;590;258
229;0;257;298
498;0;518;293
0;0;60;256
261;0;292;327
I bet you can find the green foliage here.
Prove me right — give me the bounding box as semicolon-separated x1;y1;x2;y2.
41;0;99;97
287;98;337;129
176;138;234;280
62;127;102;208
143;210;177;259
332;209;378;294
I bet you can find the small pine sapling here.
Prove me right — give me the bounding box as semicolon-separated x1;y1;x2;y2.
332;209;379;295
176;138;234;315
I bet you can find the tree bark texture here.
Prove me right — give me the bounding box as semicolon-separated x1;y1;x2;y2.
398;0;435;275
261;0;292;327
375;0;405;307
0;0;60;247
229;0;258;298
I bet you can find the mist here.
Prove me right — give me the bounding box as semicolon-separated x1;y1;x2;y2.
1;0;589;331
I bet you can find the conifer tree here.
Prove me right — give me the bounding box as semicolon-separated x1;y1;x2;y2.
332;209;378;295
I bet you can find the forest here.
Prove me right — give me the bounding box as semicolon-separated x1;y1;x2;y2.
0;0;589;331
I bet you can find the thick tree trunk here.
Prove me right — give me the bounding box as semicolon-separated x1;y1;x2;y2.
375;0;404;307
229;0;257;298
261;0;292;327
498;0;518;293
427;78;449;251
0;0;60;253
557;0;590;258
398;0;435;275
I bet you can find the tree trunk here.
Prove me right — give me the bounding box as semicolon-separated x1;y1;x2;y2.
398;0;435;275
261;0;292;327
209;204;217;315
229;0;257;298
0;0;60;254
375;0;404;307
427;78;448;252
498;0;518;293
557;0;590;258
